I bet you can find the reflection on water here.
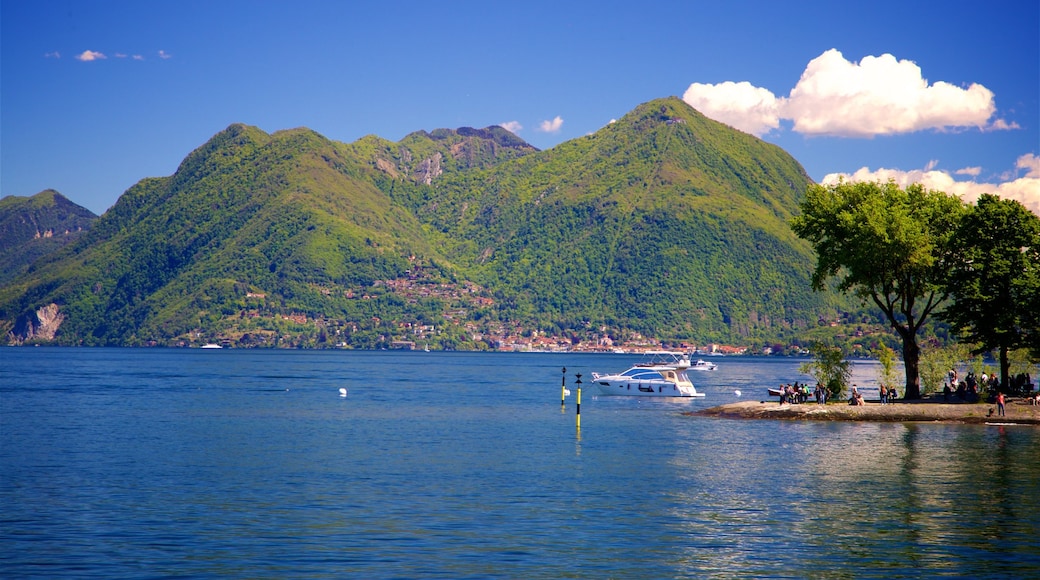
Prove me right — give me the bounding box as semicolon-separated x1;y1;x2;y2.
1;349;1037;578
661;416;1040;578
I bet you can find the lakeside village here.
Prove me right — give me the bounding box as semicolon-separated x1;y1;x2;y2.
185;263;877;356
387;333;753;356
209;290;763;354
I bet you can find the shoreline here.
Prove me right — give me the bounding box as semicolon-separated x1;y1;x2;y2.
689;398;1040;425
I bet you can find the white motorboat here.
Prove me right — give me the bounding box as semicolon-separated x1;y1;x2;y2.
591;351;706;397
690;359;718;371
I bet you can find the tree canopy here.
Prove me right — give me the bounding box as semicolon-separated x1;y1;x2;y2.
790;180;966;399
940;193;1040;389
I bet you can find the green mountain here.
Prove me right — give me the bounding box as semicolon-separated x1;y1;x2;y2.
0;190;97;285
420;99;829;340
0;97;848;348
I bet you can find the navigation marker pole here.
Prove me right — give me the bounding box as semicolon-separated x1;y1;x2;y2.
561;367;567;412
575;374;582;430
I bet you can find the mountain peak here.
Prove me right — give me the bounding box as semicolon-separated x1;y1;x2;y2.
1;98;839;347
609;96;716;134
402;125;538;154
0;189;97;285
0;188;96;216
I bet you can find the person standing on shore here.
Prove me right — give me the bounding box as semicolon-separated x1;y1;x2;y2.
997;392;1006;417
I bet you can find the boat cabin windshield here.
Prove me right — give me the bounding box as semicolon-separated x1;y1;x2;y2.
620;368;667;380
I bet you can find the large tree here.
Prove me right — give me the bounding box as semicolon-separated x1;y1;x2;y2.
790;180;965;399
940;194;1040;390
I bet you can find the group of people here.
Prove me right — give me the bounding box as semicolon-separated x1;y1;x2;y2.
942;369;1040;413
845;384;896;405
777;382;828;405
1010;372;1035;395
943;369;988;403
778;383;905;406
849;386;865;406
777;383;810;405
943;369;1038;404
878;384;897;404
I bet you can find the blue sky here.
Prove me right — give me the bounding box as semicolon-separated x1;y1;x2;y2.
2;0;1037;215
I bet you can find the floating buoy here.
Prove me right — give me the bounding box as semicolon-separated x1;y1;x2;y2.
734;390;742;397
339;388;347;397
564;388;571;397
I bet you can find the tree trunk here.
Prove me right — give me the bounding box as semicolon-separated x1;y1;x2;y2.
902;338;922;399
1000;345;1010;393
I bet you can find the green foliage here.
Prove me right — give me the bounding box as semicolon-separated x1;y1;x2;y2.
798;342;852;401
1008;348;1040;382
0;190;98;285
940;194;1040;385
790;179;967;398
1;98;860;348
876;343;901;390
919;342;971;395
420;98;841;340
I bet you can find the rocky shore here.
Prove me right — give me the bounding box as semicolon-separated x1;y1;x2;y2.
690;397;1040;425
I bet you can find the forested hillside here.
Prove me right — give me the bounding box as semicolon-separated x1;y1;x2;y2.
0;98;853;348
0;190;97;285
417;98;832;340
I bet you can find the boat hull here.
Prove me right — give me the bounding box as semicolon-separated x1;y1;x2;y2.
593;378;704;397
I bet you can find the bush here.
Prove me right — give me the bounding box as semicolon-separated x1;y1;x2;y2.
799;342;852;401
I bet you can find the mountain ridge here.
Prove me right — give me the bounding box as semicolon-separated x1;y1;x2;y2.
0;97;851;348
412;97;827;338
0;190;98;285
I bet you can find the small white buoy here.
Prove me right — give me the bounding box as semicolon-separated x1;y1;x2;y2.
339;388;347;397
734;390;742;397
563;388;571;397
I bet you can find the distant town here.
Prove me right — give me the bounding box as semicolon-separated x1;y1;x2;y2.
160;263;877;356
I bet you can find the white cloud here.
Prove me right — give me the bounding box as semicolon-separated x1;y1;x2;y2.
158;50;172;59
822;153;1040;216
682;81;781;136
987;118;1021;131
44;51;60;59
683;49;1007;138
75;50;107;62
499;121;523;134
538;116;564;133
1016;153;1040;177
955;166;982;177
133;54;144;61
783;50;996;137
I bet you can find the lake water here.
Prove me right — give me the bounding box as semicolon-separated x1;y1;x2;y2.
2;349;1038;578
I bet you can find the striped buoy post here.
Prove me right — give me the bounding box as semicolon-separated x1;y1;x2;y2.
561;367;567;411
575;374;582;429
